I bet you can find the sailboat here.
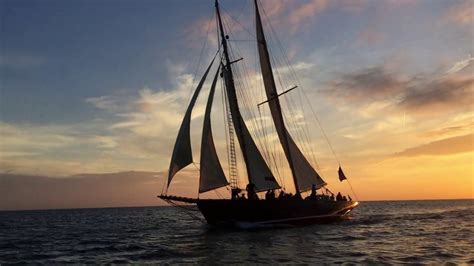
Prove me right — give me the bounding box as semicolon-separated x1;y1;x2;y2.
158;0;359;227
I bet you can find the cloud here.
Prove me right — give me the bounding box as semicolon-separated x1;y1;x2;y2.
0;171;165;210
324;62;474;116
421;122;474;138
443;0;473;26
394;134;473;157
326;66;405;101
289;0;329;28
446;54;474;74
399;76;473;115
85;95;119;112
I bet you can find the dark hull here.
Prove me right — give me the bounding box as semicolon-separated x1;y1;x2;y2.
197;199;358;227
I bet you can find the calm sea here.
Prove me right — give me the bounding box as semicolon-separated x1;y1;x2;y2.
0;200;473;264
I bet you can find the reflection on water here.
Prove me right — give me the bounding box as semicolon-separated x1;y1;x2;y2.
0;200;473;264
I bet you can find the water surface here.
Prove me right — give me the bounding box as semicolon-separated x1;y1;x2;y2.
1;200;473;264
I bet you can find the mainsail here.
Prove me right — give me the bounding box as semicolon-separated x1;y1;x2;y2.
199;66;229;193
216;0;280;192
167;57;215;187
254;0;326;192
222;67;280;192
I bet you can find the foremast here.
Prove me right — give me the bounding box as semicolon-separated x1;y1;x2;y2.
215;0;251;188
215;0;279;192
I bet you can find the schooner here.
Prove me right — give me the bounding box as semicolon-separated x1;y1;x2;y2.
159;0;358;227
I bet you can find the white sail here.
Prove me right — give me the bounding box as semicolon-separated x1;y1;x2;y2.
222;67;280;192
167;58;215;188
255;0;326;191
199;66;229;193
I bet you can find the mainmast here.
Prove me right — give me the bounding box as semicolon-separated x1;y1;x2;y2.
254;0;326;193
254;0;299;194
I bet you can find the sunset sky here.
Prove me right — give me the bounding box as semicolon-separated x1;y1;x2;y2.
1;0;472;210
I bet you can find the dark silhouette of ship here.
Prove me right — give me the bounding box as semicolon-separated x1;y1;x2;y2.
158;0;358;227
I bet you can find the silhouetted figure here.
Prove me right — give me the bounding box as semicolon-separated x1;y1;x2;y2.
265;189;275;200
342;196;347;201
330;194;335;201
246;183;258;200
306;184;317;200
231;188;241;200
348;195;352;202
336;192;343;201
278;190;285;199
292;193;302;200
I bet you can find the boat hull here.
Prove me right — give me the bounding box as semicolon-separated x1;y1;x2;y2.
197;199;358;227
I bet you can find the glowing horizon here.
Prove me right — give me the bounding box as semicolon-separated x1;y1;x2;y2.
1;0;472;210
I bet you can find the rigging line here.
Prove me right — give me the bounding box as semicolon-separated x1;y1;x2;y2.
221;3;256;41
346;179;359;201
234;44;271;163
214;189;226;199
165;200;205;223
163;9;215;195
260;4;313;158
220;14;252;188
229;39;257;42
229;41;266;155
265;16;321;169
221;73;232;183
258;106;283;186
261;1;339;178
187;11;216;102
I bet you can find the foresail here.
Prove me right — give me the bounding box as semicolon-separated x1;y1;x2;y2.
222;67;280;192
255;0;326;192
167;57;215;188
287;132;327;190
200;66;229;193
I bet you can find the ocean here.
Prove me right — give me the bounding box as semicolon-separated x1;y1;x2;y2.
0;199;473;264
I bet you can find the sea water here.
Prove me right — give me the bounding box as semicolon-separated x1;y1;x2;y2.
0;200;473;264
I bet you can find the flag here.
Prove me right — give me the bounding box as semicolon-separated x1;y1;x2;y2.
338;166;347;182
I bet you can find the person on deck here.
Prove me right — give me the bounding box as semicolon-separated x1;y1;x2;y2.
231;188;241;200
306;184;317;200
336;192;343;201
278;190;286;199
348;195;352;202
246;183;258;200
265;189;275;200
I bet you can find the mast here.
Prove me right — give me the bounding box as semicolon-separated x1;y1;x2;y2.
215;0;252;184
254;0;299;193
215;0;280;192
254;0;326;193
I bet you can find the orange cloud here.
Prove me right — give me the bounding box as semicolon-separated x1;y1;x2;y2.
421;122;474;138
444;0;473;26
395;134;474;157
289;0;329;27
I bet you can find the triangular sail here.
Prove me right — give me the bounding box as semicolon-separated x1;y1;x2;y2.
222;67;280;192
167;57;215;188
254;0;326;192
199;66;229;193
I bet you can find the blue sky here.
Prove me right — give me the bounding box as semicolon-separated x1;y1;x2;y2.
1;0;470;124
0;0;472;208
